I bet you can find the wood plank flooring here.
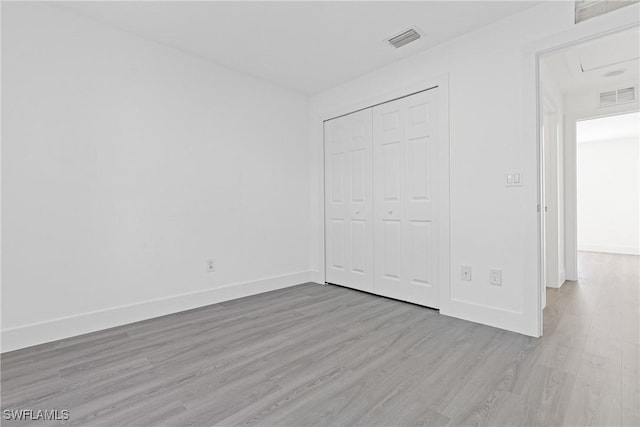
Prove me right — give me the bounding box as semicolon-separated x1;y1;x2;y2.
2;251;638;426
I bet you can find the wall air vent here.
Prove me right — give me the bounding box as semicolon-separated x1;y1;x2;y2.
387;27;422;49
599;86;636;107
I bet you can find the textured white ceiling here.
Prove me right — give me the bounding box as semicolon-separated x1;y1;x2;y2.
54;1;541;95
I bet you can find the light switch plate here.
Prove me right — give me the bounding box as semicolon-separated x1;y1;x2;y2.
505;171;522;187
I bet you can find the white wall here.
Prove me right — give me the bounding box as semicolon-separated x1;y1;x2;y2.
577;137;640;255
309;1;640;336
2;3;310;351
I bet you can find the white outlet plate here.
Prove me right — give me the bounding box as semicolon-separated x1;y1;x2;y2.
490;269;502;286
206;259;215;272
461;265;472;281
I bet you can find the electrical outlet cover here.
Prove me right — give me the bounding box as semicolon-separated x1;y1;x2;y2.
461;265;472;281
490;269;502;286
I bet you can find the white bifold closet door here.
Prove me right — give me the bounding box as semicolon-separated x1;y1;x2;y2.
325;109;374;293
325;88;439;308
373;89;439;308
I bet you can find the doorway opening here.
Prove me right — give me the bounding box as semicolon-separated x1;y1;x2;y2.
576;112;640;258
538;26;639;332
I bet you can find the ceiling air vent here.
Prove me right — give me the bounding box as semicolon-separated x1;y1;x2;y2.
387;27;422;49
599;90;618;107
599;86;636;107
617;86;636;103
575;0;640;24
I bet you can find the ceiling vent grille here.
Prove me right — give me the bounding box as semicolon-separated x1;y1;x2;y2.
387;28;421;48
599;86;636;107
617;86;636;103
575;0;640;24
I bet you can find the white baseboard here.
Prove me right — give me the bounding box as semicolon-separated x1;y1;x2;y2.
309;269;324;284
546;268;566;289
1;271;311;353
441;300;537;338
578;244;640;256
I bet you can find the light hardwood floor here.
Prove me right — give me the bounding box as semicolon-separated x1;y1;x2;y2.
2;252;638;426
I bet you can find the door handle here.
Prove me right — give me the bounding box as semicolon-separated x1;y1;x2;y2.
388;210;393;214
355;210;360;215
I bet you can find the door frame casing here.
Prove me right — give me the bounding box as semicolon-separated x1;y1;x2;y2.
524;15;639;336
318;74;451;312
541;92;563;291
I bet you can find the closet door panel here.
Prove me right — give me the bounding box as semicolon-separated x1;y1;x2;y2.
374;100;403;294
404;91;438;304
325;109;374;292
325;120;349;286
382;219;402;279
373;88;439;308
